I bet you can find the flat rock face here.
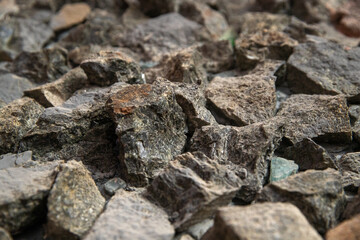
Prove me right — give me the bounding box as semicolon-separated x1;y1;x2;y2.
0;74;34;104
326;214;360;240
0;151;32;170
50;3;91;31
0;162;60;234
277;94;352;144
47;161;105;240
202;203;322;240
270;157;298;182
85;190;174;240
106;83;187;186
287;42;360;100
258;169;346;234
146;152;242;230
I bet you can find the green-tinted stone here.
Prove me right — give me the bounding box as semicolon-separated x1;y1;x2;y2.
270;157;298;182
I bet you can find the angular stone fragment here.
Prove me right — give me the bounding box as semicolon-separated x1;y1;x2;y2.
47;161;105;240
202;203;322;240
0;162;60;233
24;67;88;107
326;214;360;240
85;190;174;240
146;152;242;230
257;169;346;234
0;97;44;154
0;74;33;104
50;3;91;31
342;191;360;220
0;227;12;240
104;177;127;196
277;94;352;144
80;51;143;86
338;152;360;190
106;83;187;186
206;62;279;126
0;151;32;170
287;42;360;100
270;157;298;182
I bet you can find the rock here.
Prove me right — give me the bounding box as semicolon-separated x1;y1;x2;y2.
277;94;352;144
186;219;214;240
349;105;360;125
257;169;346;234
0;151;32;170
24;67;88;107
175;234;194;240
270;157;298;182
0;227;12;240
0;161;60;234
0;74;34;104
0;0;19;20
106;83;187;186
282;138;337;171
202;203;322;240
50;3;91;31
104;177;127;196
47;160;105;240
256;0;289;13
338;152;360;191
287;42;360;101
0;18;53;61
190;119;284;203
146;152;242;230
330;1;360;38
85;190;174;240
342;191;360;220
326;214;360;240
119;13;205;61
138;0;176;17
206;62;279;126
80;51;143;86
0;97;44;154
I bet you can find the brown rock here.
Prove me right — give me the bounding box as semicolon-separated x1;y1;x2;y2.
331;1;360;38
50;3;91;31
338;152;360;190
326;214;360;240
0;0;18;20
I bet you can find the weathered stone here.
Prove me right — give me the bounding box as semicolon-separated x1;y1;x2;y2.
326;214;360;240
257;169;346;234
80;51;143;86
0;227;12;240
349;105;360;125
146;152;242;231
206;62;279;126
106;83;187;186
190;119;284;203
24;67;88;108
283;138;337;171
287;42;360;100
0;18;53;61
0;162;60;233
330;1;360;38
186;219;214;240
0;151;32;170
0;0;19;20
0;97;44;154
138;0;176;17
104;177;127;196
202;203;322;240
277;94;352;144
47;160;105;240
0;74;33;104
342;191;360;220
50;3;91;31
338;152;360;191
85;190;174;240
270;157;298;182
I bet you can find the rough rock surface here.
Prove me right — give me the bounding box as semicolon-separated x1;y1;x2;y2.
202;203;322;240
47;161;105;240
85;190;174;240
338;152;360;190
0;151;32;170
270;157;298;182
50;3;91;31
0;74;33;104
326;213;360;240
258;169;346;234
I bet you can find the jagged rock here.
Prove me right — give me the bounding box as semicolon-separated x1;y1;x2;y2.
104;177;127;196
349;105;360;125
277;94;352;144
119;13;205;61
138;0;176;17
202;203;322;240
190;119;284;203
179;1;228;39
47;161;105;240
0;0;19;20
270;157;298;182
0;151;32;170
287;42;360;101
0;74;34;104
106;83;187;186
80;51;143;86
257;169;346;234
24;67;88;108
11;46;70;84
338;152;360;190
342;191;360;220
0;97;44;154
0;227;12;240
206;62;279;126
326;213;360;240
282;138;337;170
331;1;360;38
50;3;91;31
0;18;53;61
146;152;242;231
0;161;60;234
85;190;174;240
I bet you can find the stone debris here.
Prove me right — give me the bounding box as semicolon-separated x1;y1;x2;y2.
50;3;91;31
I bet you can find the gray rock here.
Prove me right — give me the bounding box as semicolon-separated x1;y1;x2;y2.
85;190;174;240
0;151;32;170
202;203;322;240
0;161;60;234
0;74;34;104
0;227;12;240
277;94;352;144
342;192;360;220
338;152;360;190
146;152;242;231
257;169;346;234
104;177;127;196
186;219;213;240
256;0;290;13
0;0;19;21
47;160;105;240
